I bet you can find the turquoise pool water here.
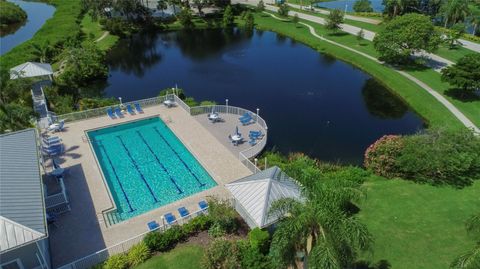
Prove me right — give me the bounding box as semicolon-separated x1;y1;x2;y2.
87;117;217;221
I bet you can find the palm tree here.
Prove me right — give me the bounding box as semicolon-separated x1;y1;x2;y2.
0;103;34;133
470;13;480;35
268;156;372;269
443;0;471;27
451;213;480;269
31;41;52;63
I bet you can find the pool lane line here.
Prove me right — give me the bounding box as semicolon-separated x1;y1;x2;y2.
153;127;206;187
135;131;183;194
95;140;135;213
116;136;160;203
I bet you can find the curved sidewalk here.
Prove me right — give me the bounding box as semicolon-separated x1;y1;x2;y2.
264;11;479;133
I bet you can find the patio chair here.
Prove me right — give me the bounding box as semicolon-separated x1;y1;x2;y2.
107;108;116;119
126;104;135;115
240;117;252;125
147;221;160;231
164;212;176;225
178;207;189;218
249;130;263;137
135;103;144;113
42;144;64;156
239;112;251;121
43;136;62;146
249;138;257;146
114;107;124;118
48;120;65;132
198;200;208;211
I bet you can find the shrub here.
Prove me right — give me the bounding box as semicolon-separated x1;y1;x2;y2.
0;0;27;25
202;238;242;269
103;254;128;269
199;100;217;106
183;214;212;235
208;222;226;238
239;241;273;269
127;242;151;267
158;87;185;99
364;135;403;178
277;3;289;17
207;197;238;234
184;97;198;107
248;228;270;254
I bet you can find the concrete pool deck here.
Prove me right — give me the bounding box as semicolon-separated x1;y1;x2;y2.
47;104;258;267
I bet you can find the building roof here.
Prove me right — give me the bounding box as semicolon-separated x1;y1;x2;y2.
0;129;47;253
225;166;302;228
10;62;53;79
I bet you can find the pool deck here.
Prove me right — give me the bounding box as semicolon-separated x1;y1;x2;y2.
47;104;258;267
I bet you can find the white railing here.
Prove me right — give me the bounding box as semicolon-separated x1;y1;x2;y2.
187;104;268;173
57;207;209;269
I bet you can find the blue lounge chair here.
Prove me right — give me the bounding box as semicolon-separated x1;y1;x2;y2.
198;200;208;210
126;104;135;115
42;144;64;156
107;108;116;119
240;117;252;125
147;221;159;231
48;120;65;132
114;107;124;118
239;112;251;120
164;213;176;225
134;103;144;113
249;138;257;146
178;207;189;218
249;130;263;137
43;136;62;146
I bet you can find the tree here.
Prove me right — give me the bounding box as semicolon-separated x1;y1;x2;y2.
0;103;34;133
257;0;265;12
373;13;441;63
193;0;207;15
353;0;373;12
442;0;471;27
326;9;344;32
277;3;289;17
357;28;365;42
268;155;372;268
292;13;299;24
450;213;480;269
114;0;151;22
445;23;465;48
223;5;234;27
178;7;194;29
31;41;53;63
245;11;255;30
157;0;168;11
441;54;480;96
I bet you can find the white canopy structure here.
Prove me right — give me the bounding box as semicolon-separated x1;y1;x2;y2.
9;62;53;79
226;166;302;229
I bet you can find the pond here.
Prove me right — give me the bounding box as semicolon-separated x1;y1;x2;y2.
95;28;424;164
316;0;384;13
0;0;55;56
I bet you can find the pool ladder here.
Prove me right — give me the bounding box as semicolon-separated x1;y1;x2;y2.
103;210;122;227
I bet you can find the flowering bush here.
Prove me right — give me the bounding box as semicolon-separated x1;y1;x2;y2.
364;135;404;178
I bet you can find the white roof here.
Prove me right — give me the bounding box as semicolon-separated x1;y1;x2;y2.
10;62;53;79
226;166;302;228
0;216;44;252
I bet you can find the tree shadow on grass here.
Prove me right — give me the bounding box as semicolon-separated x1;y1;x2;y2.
444;88;480;103
355;260;391;269
328;31;349;37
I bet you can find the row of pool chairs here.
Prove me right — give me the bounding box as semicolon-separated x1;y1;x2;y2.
107;103;144;119
42;135;64;156
147;200;208;231
248;130;264;146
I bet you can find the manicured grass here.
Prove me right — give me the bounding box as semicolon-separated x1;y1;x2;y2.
405;68;480;128
434;45;477;62
253;13;465;129
134;244;204;269
358;177;480;268
80;13;119;51
0;0;83;70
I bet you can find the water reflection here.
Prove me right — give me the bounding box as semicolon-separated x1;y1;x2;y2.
362;78;409;119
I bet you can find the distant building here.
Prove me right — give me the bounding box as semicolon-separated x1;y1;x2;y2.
0;129;51;269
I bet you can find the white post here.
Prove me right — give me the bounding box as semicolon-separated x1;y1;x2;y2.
264;158;267;169
161;216;165;231
226;99;229;113
118;97;122;106
256;108;260;120
344;2;348;13
254;158;258;167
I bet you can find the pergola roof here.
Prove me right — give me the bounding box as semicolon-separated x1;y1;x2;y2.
226;166;302;228
10;62;53;79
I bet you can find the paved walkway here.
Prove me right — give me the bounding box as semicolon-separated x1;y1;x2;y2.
241;1;454;72
260;11;479;133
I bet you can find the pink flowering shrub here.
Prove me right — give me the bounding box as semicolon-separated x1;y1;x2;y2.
364;135;404;178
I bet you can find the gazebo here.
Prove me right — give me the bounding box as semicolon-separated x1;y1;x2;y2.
226;166;302;229
9;62;53;80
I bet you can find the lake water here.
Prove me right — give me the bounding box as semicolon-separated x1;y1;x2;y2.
0;0;55;55
316;0;384;12
96;28;423;164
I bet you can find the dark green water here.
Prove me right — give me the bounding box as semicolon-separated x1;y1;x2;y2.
99;28;424;164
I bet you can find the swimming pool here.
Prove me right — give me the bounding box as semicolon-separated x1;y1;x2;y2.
87;117;217;221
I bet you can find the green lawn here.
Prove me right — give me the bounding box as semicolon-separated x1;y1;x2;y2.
358;177;480;269
80;13;119;51
134;244;204;269
253;12;465;129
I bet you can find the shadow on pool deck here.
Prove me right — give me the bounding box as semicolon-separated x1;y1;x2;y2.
49;164;106;267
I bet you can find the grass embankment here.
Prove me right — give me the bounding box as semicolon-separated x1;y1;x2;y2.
0;0;82;70
253;13;465;129
288;6;475;62
0;0;27;26
80;13;119;51
134;244;204;269
358;177;480;268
